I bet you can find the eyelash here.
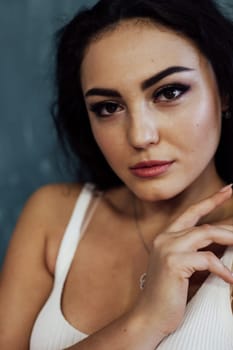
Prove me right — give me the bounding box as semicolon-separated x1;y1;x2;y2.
89;83;190;118
153;83;190;102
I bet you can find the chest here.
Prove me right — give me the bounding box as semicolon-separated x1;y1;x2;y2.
59;239;226;335
47;195;233;335
59;217;148;334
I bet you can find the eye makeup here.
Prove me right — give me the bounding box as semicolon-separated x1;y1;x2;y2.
88;82;191;118
89;101;124;118
153;83;191;102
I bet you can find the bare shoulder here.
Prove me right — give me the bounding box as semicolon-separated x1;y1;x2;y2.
20;182;85;273
1;182;84;277
19;182;83;225
2;182;83;259
0;182;84;348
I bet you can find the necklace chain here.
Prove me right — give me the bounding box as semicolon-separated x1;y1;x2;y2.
132;196;150;254
132;196;150;289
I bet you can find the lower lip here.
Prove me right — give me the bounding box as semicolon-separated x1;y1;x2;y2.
130;163;173;178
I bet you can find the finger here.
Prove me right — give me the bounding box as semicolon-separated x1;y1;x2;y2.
172;224;233;251
182;251;233;284
187;251;233;283
169;185;232;231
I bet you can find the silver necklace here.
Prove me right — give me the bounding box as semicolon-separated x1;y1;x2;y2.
132;196;150;290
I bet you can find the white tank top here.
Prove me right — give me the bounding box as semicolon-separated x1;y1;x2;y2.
30;183;233;349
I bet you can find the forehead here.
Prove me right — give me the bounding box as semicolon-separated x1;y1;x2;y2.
81;20;207;90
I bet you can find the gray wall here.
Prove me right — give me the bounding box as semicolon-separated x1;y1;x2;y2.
0;0;233;267
0;0;97;267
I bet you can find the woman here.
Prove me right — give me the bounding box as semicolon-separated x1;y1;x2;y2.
1;0;233;349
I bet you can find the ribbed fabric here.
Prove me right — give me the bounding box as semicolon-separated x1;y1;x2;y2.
157;246;233;349
30;183;233;349
30;184;94;350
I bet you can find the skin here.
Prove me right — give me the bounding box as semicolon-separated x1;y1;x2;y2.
82;21;224;208
1;20;233;350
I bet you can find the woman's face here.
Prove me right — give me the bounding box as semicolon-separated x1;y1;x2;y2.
81;20;224;201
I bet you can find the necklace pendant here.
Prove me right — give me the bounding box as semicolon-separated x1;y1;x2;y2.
139;272;147;290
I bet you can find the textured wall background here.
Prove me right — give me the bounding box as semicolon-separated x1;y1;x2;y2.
0;0;97;267
0;0;233;267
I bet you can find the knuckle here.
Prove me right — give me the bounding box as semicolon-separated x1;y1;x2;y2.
202;224;212;232
163;252;178;271
200;224;214;243
153;234;165;249
204;251;215;264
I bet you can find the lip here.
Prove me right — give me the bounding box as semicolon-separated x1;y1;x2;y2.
129;160;174;178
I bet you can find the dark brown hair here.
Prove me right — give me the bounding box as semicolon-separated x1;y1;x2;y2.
53;0;233;189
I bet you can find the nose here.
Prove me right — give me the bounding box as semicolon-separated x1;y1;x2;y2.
127;105;160;149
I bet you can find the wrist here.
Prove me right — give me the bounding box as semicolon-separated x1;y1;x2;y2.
127;301;168;347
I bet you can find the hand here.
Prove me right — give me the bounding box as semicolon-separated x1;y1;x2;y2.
135;185;233;336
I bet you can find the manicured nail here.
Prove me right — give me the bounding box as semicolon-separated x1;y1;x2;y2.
219;184;233;193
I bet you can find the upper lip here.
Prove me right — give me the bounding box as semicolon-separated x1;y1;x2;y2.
130;160;174;169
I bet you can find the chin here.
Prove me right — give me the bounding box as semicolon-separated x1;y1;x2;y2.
131;174;197;202
130;183;177;202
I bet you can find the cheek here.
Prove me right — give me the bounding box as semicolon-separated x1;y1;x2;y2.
178;98;221;161
90;121;124;164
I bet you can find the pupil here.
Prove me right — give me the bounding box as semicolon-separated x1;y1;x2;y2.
164;89;176;99
106;103;117;113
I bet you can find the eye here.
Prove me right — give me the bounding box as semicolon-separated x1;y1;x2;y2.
153;84;190;103
89;101;124;117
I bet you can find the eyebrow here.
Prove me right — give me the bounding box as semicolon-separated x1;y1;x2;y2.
84;66;194;98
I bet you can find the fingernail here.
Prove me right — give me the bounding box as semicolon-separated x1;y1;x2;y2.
219;184;233;193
